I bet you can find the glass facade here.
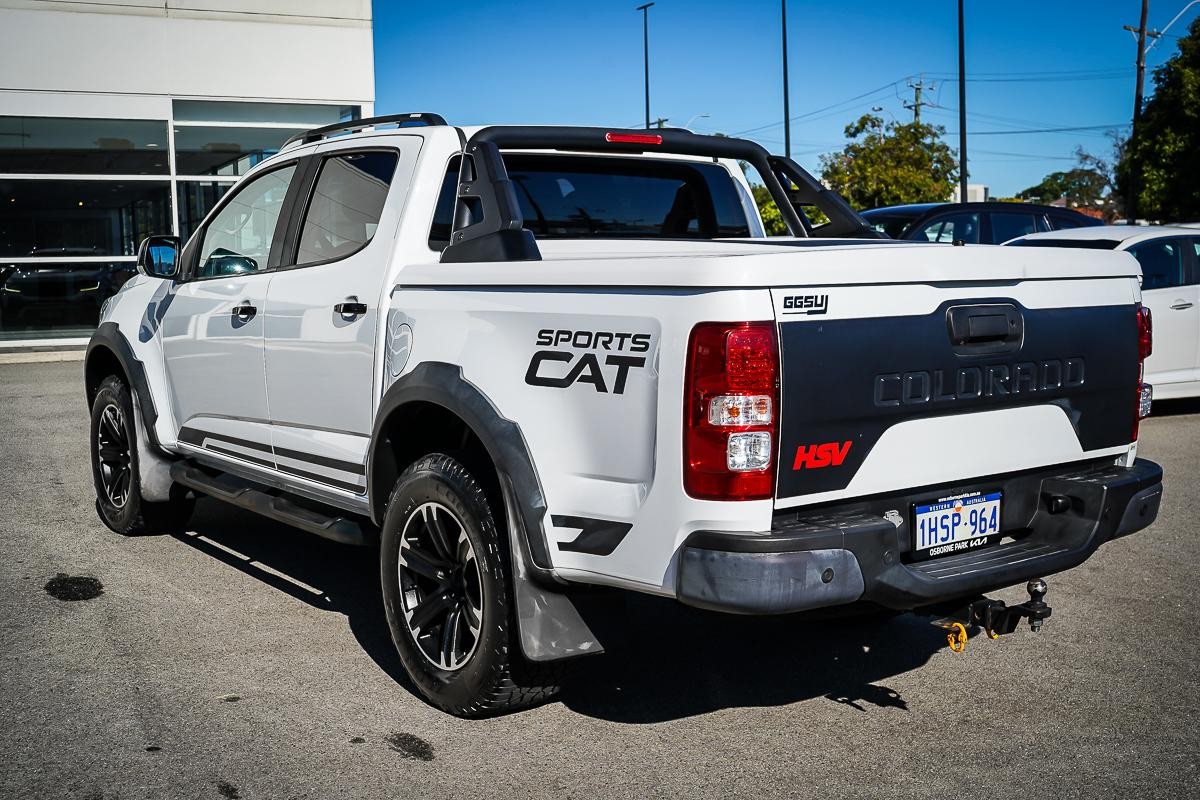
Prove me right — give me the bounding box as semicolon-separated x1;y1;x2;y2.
0;102;360;340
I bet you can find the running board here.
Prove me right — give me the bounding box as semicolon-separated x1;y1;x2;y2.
170;461;375;546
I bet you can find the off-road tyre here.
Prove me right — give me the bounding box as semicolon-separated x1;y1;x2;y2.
380;452;561;717
90;375;193;535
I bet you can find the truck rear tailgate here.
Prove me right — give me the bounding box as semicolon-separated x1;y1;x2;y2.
772;266;1140;509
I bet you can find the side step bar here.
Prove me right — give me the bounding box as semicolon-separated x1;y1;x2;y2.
170;461;375;546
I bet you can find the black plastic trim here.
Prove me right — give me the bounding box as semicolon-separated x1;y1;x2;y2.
369;362;554;574
86;322;160;448
552;515;632;556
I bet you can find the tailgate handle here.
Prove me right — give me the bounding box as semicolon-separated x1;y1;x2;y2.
947;304;1022;353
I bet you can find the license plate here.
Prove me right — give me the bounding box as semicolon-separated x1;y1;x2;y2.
911;491;1002;561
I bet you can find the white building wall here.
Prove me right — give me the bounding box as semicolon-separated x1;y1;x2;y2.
0;0;374;105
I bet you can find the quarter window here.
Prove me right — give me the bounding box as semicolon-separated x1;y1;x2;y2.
295;151;398;266
197;164;296;278
990;211;1040;244
1127;238;1186;291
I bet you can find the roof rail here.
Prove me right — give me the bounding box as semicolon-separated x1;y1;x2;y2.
282;112;448;149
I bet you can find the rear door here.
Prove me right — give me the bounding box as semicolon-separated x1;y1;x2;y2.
162;161;301;464
262;136;417;494
1126;236;1199;392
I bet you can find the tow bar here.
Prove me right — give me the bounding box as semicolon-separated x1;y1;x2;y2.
933;579;1052;653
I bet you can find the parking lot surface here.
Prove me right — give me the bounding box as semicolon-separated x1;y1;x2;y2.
2;361;1197;799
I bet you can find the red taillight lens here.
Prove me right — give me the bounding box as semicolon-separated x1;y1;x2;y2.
1137;304;1153;360
1133;303;1153;440
605;132;663;145
684;321;779;500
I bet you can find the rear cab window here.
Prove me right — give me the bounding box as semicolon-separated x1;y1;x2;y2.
429;154;750;250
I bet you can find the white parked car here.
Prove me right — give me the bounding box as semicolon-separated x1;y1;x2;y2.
1008;226;1200;400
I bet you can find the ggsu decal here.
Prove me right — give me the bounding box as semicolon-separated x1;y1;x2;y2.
793;440;853;470
525;329;651;394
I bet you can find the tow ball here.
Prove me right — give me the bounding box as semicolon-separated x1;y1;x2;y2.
934;579;1052;653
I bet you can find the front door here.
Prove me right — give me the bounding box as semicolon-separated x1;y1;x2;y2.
161;161;300;465
263;138;417;494
1128;236;1200;396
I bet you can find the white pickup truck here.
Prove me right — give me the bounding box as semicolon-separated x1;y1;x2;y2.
84;115;1163;716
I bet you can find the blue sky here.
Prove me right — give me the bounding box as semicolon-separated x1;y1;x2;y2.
374;0;1197;197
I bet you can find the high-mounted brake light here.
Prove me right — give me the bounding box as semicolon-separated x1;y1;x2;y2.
684;322;780;500
605;132;663;145
1133;304;1153;441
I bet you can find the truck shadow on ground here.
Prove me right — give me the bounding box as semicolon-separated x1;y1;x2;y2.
175;498;947;724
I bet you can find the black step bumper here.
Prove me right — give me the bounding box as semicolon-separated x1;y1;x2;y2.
676;458;1163;614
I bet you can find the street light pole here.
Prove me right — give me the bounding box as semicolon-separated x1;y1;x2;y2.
782;0;791;158
957;0;968;203
637;3;655;130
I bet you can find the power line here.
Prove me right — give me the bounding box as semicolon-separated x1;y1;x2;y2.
731;76;912;136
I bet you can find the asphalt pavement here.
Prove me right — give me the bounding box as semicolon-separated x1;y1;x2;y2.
1;360;1197;799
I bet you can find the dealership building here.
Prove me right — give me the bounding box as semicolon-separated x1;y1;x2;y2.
0;0;374;344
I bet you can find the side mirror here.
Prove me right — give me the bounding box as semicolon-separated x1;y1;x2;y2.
136;235;180;279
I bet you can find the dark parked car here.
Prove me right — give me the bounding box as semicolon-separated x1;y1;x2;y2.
860;202;1103;244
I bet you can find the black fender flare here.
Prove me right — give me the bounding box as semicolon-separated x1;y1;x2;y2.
368;361;554;574
86;321;161;449
369;362;603;661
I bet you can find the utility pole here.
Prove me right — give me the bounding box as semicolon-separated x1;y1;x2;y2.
1123;0;1150;223
957;0;968;204
782;0;791;158
637;3;655;130
652;117;670;128
904;76;934;124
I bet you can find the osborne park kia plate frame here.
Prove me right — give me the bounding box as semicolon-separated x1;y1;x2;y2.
911;491;1003;562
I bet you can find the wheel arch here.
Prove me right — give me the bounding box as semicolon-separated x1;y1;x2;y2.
369;362;604;663
85;322;160;448
368;362;552;573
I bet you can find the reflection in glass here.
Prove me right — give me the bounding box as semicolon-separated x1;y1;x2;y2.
172;100;359;126
296;151;398;265
0;260;136;339
0;180;172;258
177;181;232;243
0;117;169;174
174;126;304;176
198;165;296;277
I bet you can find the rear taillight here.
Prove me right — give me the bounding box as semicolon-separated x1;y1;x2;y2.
1134;304;1153;440
684;321;779;500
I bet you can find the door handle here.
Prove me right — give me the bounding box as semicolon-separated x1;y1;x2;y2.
231;303;257;321
1170;300;1195;310
334;301;368;318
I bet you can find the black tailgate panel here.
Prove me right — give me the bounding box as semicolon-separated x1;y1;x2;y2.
775;299;1137;499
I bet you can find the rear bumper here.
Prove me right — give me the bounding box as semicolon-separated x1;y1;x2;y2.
676;458;1163;614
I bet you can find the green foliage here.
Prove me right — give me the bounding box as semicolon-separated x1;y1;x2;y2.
750;185;789;236
1117;17;1200;221
1017;168;1109;207
817;114;959;210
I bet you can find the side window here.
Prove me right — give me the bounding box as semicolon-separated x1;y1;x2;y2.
295;150;399;267
990;211;1039;244
1049;213;1085;230
198;164;297;278
1128;238;1186;291
918;212;980;243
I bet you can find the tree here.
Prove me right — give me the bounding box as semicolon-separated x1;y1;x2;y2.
817;114;958;210
1017;168;1109;207
1117;16;1200;221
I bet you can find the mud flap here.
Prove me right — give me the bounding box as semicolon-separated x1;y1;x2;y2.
499;472;604;662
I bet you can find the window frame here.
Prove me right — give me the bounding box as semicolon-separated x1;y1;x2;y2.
280;146;402;272
181;158;307;282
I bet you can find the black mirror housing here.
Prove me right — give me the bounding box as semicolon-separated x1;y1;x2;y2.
136;235;181;279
